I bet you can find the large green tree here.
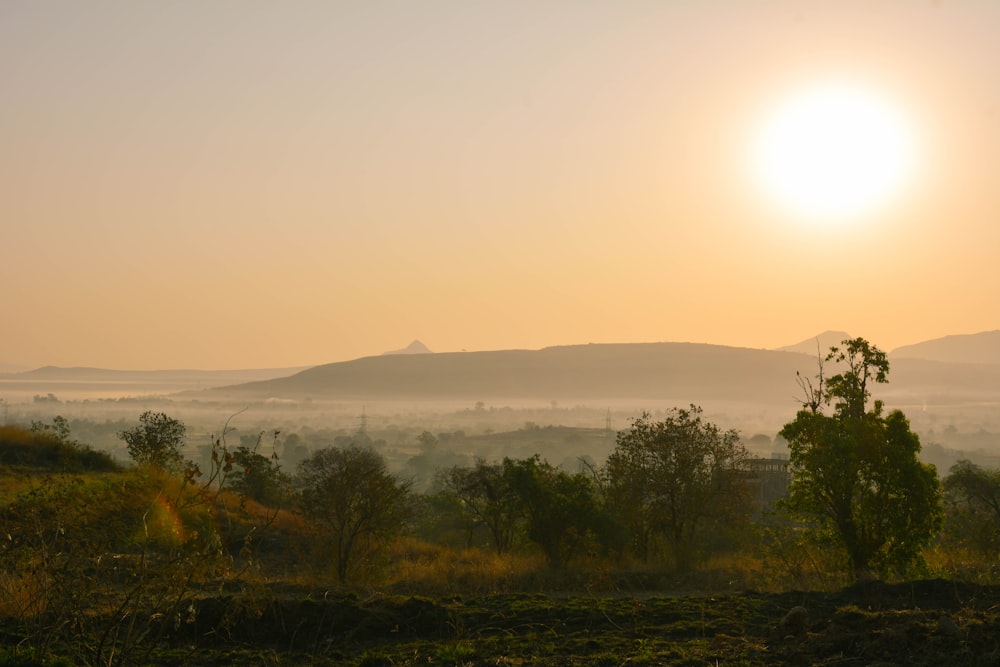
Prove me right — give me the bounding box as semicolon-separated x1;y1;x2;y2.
296;445;410;583
780;337;942;579
605;406;751;570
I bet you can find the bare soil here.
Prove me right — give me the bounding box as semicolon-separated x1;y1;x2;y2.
116;578;1000;665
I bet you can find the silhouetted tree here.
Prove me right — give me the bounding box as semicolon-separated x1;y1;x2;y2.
780;337;942;579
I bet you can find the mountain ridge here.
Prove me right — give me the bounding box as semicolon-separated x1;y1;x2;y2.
204;340;1000;408
6;331;999;404
890;330;1000;365
7;329;999;378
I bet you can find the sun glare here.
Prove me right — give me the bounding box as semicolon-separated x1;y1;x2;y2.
752;83;917;224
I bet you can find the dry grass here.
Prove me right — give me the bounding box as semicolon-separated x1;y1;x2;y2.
924;543;1000;584
0;570;48;618
384;538;544;595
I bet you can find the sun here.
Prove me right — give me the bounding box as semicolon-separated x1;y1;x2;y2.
751;82;917;223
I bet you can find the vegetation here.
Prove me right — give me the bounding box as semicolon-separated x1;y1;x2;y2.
0;353;997;665
225;430;291;507
117;411;187;471
941;459;1000;562
780;338;943;579
437;458;521;554
297;444;412;583
606;406;751;569
503;455;617;569
0;422;118;472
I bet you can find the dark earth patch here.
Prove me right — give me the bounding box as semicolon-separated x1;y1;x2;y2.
17;578;991;665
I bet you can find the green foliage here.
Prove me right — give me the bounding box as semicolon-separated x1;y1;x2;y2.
941;459;1000;559
0;425;118;472
0;412;288;666
0;468;217;664
296;445;412;583
29;415;71;443
780;337;943;579
226;431;291;507
438;459;521;554
605;406;752;570
503;455;617;569
117;411;187;471
436;455;620;568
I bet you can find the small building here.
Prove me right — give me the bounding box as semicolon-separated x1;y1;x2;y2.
746;456;790;516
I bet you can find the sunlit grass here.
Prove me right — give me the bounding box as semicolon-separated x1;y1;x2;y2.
385;537;542;595
924;542;1000;584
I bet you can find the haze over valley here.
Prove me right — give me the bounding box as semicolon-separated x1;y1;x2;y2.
4;330;999;490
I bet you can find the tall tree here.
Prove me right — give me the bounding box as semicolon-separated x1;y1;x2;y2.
780;337;942;579
296;445;410;583
605;406;751;570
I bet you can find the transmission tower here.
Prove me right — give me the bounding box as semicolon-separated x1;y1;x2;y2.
358;405;369;437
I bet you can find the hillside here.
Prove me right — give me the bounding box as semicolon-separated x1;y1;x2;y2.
209;343;806;403
208;341;1000;408
891;330;1000;364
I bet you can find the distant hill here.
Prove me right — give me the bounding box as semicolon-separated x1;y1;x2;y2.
890;331;1000;365
774;331;853;356
382;340;433;356
12;334;1000;408
205;341;1000;410
213;342;811;403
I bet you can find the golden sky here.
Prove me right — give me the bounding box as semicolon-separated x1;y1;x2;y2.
2;1;998;370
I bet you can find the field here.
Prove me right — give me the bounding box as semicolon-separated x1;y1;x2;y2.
5;579;996;666
1;413;999;666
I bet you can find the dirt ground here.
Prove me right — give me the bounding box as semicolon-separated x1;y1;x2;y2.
129;578;1000;665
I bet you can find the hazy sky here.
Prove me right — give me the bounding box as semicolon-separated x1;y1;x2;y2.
3;1;998;370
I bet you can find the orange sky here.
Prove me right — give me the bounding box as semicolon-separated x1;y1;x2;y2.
2;1;998;370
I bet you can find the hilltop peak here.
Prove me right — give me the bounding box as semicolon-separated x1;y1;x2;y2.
382;340;433;356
